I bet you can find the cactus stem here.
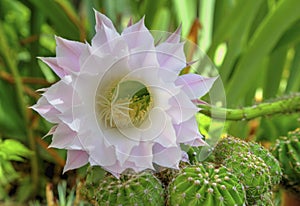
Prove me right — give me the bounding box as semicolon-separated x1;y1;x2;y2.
198;93;300;120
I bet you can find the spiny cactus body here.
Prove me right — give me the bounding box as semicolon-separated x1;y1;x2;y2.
213;136;282;186
81;171;165;206
212;136;249;164
167;162;246;206
247;141;282;185
272;128;300;193
224;152;271;205
252;191;274;206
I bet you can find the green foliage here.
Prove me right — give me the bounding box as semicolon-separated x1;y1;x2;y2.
0;139;31;200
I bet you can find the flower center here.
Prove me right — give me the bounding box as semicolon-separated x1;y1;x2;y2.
96;80;153;128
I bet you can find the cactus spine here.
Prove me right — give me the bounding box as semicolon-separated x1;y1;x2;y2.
167;162;246;206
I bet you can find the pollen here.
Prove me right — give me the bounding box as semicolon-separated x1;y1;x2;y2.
96;80;153;128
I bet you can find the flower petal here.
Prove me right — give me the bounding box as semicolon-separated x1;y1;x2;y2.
102;128;139;165
55;36;86;73
174;116;204;144
49;123;83;150
127;142;155;169
38;57;66;78
63;150;89;173
122;16;153;50
153;143;181;169
43;77;79;113
165;24;182;43
88;139;117;167
156;42;186;75
122;17;159;69
175;74;217;99
31;96;61;123
92;11;120;48
102;160;136;178
167;91;199;124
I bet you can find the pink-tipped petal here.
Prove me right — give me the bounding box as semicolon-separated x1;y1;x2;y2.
127;17;133;27
101;160;137;178
174;117;204;144
55;36;86;73
153;119;177;147
94;10;117;33
127;142;155;169
153;143;181;169
63;150;89;173
38;57;66;78
31;96;61;123
167;92;199;124
103;128;139;165
181;151;190;162
92;10;120;48
165;24;182;43
87;137;117;166
122;17;159;69
43;125;58;138
156;42;186;74
185;137;207;146
43;79;79;113
122;16;153;50
49;123;83;150
175;74;218;99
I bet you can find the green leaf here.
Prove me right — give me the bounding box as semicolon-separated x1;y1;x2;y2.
0;80;26;140
286;43;300;92
208;0;264;58
226;0;300;106
27;0;80;40
263;46;289;99
172;0;197;36
0;139;32;161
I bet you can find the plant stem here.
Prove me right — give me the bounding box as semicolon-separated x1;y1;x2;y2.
198;94;300;121
0;23;39;198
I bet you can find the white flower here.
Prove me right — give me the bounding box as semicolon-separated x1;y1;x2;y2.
32;10;217;177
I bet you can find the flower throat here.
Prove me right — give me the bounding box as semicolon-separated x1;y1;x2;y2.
97;80;153;128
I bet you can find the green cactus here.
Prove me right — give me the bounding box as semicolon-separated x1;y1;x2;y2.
223;152;272;205
272;128;300;194
155;161;188;188
212;136;249;164
213;136;282;186
247;141;282;185
81;169;165;206
167;162;246;206
252;191;274;206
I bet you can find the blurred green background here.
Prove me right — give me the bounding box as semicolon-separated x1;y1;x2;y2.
0;0;300;204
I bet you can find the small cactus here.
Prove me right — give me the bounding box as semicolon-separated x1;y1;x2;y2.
213;136;282;186
167;162;246;206
81;170;165;206
252;191;274;206
223;152;272;205
247;141;282;185
212;136;249;164
272;128;300;194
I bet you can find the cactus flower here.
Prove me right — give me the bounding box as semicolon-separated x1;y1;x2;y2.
32;10;217;176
